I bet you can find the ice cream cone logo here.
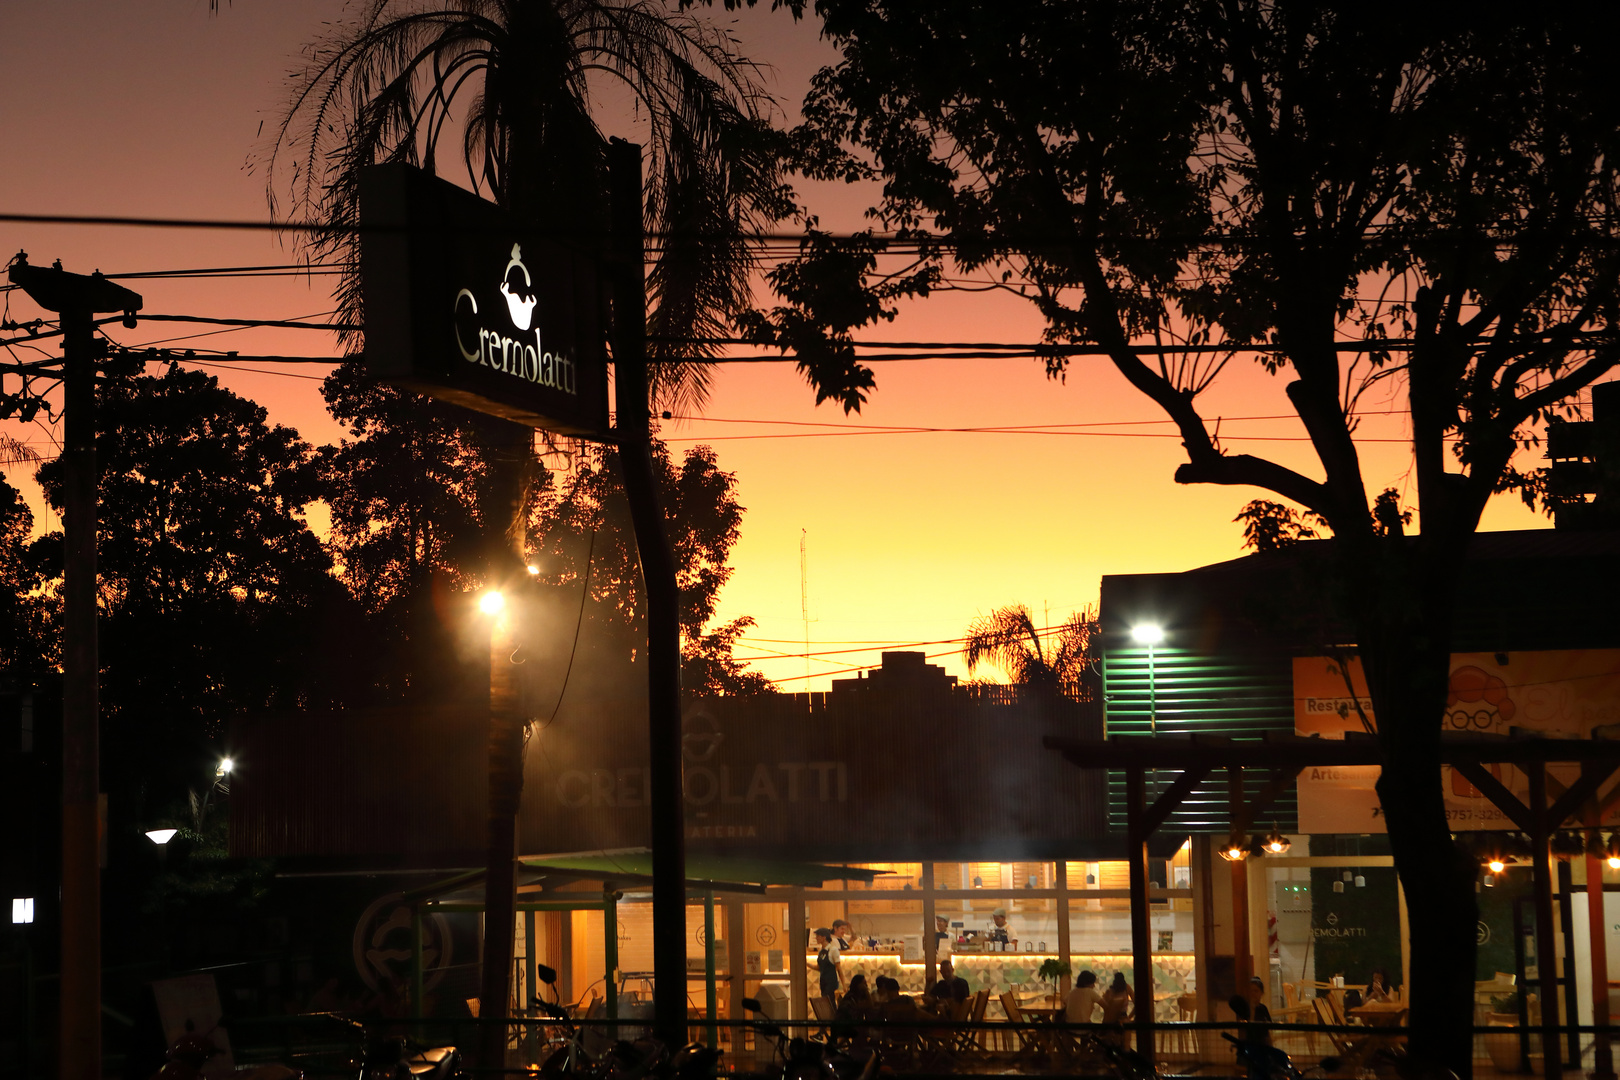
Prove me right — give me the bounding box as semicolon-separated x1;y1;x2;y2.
498;243;537;331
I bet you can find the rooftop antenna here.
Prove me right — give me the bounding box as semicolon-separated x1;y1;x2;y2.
800;529;814;683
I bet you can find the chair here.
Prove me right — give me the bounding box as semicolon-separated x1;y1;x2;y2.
1312;997;1363;1062
999;991;1030;1051
955;989;990;1052
1172;993;1199;1058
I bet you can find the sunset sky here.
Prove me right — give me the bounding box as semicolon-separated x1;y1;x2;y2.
1;1;1550;691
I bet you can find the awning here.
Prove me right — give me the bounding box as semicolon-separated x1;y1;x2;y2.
519;848;888;892
400;849;886;908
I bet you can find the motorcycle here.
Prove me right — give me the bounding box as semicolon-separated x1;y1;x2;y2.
739;997;878;1080
360;1035;460;1080
1222;1031;1339;1080
533;963;718;1080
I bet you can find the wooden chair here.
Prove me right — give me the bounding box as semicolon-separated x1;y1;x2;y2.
1312;996;1364;1063
999;991;1030;1051
955;989;990;1052
1172;993;1199;1058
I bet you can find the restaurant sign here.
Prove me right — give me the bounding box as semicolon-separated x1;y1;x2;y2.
359;163;607;435
1295;650;1620;833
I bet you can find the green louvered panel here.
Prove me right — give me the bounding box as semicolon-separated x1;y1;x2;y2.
1102;646;1298;833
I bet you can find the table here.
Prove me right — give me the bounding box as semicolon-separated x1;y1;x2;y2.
1348;1002;1406;1026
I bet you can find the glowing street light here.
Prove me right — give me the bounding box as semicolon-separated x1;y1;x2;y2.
478;590;506;616
1130;624;1165;646
216;757;234;778
1487;857;1507;874
144;829;178;846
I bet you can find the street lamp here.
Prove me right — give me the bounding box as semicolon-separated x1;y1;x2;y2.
144;829;177;846
1130;624;1163;734
216;757;234;779
479;589;506;616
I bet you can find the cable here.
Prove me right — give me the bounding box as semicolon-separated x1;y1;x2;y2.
540;530;595;730
134;314;358;332
8;209;1620;249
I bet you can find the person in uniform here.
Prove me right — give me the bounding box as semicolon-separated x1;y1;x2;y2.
814;927;842;1004
987;908;1010;944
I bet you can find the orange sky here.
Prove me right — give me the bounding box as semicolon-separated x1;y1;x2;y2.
0;2;1548;691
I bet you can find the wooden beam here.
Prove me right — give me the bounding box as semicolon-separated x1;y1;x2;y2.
1233;767;1304;834
1142;765;1213;835
1452;761;1534;833
1548;761;1620;829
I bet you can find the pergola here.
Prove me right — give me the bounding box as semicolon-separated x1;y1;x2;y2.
1044;731;1620;1080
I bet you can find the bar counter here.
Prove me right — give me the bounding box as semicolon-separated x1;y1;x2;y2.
805;951;1196;1019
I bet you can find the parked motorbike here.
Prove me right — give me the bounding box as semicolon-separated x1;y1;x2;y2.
360;1035;460;1080
1223;1031;1339;1080
533;963;717;1080
740;997;878;1080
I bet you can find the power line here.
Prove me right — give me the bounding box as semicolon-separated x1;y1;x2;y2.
9;209;1620;250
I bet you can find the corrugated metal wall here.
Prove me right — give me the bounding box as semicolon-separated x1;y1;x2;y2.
1101;644;1298;833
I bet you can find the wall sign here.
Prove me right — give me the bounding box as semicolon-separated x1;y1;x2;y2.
359;163;607;435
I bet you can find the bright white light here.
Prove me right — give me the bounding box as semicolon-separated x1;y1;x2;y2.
478;590;506;615
145;828;178;846
11;897;33;924
1131;624;1165;645
216;757;234;777
525;564;540;576
1487;859;1506;874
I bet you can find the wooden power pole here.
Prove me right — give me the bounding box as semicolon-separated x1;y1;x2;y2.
7;254;141;1080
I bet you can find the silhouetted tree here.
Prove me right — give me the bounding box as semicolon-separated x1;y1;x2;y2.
534;439;771;696
34;365;352;804
0;476;52;680
753;3;1620;1068
963;604;1099;702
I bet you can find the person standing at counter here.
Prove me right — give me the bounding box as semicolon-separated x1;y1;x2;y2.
831;918;855;952
933;914;952;958
814;927;842;1003
987;908;1010;944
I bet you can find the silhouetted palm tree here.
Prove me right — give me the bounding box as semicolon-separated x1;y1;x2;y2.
963;604;1099;701
263;1;784;1050
269;0;784;407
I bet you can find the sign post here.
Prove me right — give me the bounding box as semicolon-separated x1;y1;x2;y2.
360;156;690;1054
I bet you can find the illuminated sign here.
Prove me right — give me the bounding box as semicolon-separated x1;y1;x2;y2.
359;163;607;435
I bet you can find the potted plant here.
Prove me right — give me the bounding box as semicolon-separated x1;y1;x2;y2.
1484;990;1537;1073
1037;958;1072;1004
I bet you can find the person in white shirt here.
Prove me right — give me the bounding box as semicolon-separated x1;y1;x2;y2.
1065;969;1104;1023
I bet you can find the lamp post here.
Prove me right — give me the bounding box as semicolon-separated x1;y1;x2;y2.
1130;624;1165;734
476;586;527;1070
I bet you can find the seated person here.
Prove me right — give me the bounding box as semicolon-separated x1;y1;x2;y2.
925;960;971;1007
1100;972;1134;1025
836;974;873;1019
1365;968;1394;1004
1065;969;1104;1023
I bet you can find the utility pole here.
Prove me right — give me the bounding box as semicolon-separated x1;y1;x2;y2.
7;254;141;1080
608;140;688;1048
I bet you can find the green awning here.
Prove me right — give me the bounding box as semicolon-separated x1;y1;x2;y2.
519;848;886;890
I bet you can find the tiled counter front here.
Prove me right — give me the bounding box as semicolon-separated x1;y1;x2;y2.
807;953;1196;1019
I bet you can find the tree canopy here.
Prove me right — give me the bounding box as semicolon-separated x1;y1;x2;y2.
751;2;1620;1069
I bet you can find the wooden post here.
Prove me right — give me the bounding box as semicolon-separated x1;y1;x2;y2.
1587;806;1616;1080
1228;767;1252;990
59;305;100;1080
922;862;938;981
789;891;808;1021
1127;767;1156;1054
1056;861;1073;994
1528;762;1564;1080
